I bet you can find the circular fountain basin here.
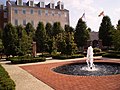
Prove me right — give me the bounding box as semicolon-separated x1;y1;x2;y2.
52;62;120;76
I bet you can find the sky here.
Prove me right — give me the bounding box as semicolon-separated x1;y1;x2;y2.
1;0;120;32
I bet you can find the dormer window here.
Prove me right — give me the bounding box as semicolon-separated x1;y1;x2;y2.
38;1;45;8
41;2;45;8
27;0;34;7
16;0;23;6
57;1;64;10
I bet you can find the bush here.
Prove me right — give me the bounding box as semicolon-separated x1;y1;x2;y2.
93;48;101;53
102;53;120;58
0;65;15;90
39;53;52;57
52;54;84;59
9;56;46;64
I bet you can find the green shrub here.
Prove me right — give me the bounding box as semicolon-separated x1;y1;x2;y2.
93;48;101;53
0;65;15;90
9;56;46;64
102;53;120;58
39;53;52;57
52;54;84;59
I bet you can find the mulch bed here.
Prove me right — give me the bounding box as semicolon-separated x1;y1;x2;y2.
20;59;120;90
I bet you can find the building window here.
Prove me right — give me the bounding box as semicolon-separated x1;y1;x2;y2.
14;9;18;14
45;10;48;16
4;23;7;28
41;2;44;7
31;20;34;26
15;19;18;26
17;0;23;5
65;12;67;17
58;12;61;17
30;1;34;6
22;9;26;14
23;20;26;26
4;12;7;18
30;9;34;14
51;11;54;16
61;5;64;10
38;10;41;15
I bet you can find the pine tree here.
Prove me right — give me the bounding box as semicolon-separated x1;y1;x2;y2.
99;16;114;48
74;18;89;50
2;23;18;56
35;22;47;52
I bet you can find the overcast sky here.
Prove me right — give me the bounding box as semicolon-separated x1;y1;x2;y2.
1;0;120;32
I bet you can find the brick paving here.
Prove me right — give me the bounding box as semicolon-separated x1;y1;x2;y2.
20;60;120;90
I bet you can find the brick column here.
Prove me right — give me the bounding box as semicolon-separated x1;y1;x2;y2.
32;42;36;57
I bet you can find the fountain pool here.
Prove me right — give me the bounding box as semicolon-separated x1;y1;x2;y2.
52;62;120;76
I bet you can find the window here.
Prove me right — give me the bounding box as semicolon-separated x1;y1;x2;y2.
38;10;41;15
45;10;48;16
31;20;34;26
4;23;7;28
51;11;54;16
58;12;61;17
30;9;33;14
4;12;7;18
61;5;64;10
65;12;67;17
14;9;18;14
51;3;54;9
41;2;44;7
22;9;26;14
23;20;26;26
30;1;34;6
15;19;18;26
17;0;23;5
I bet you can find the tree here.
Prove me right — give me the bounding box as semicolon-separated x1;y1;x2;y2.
117;20;120;31
65;25;74;33
52;22;63;36
25;23;35;36
74;18;89;50
45;22;53;38
65;32;77;55
99;16;114;47
2;23;18;56
112;20;120;51
16;25;32;56
35;22;47;52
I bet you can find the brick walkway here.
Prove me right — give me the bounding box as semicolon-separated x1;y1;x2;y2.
21;60;120;90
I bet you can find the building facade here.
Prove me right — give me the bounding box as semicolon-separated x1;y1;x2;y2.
0;0;69;30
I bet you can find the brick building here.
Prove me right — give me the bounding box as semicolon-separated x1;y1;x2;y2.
0;0;69;30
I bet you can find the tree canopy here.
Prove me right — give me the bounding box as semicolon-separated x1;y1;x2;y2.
74;18;89;49
99;16;114;47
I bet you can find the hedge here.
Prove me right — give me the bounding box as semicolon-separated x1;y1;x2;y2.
52;54;84;59
8;56;46;64
0;65;15;90
102;53;120;58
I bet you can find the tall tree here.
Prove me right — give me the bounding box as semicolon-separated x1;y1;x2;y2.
35;22;47;52
52;22;63;36
65;25;74;33
45;22;53;38
74;18;89;50
25;23;35;36
2;23;18;56
117;20;120;31
99;16;114;47
112;20;120;51
16;25;32;56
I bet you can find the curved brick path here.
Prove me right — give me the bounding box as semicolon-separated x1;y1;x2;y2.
21;60;120;90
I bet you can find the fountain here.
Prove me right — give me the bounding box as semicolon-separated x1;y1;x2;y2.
52;46;120;76
86;46;94;69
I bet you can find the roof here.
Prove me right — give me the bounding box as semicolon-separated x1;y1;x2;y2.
9;1;68;11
